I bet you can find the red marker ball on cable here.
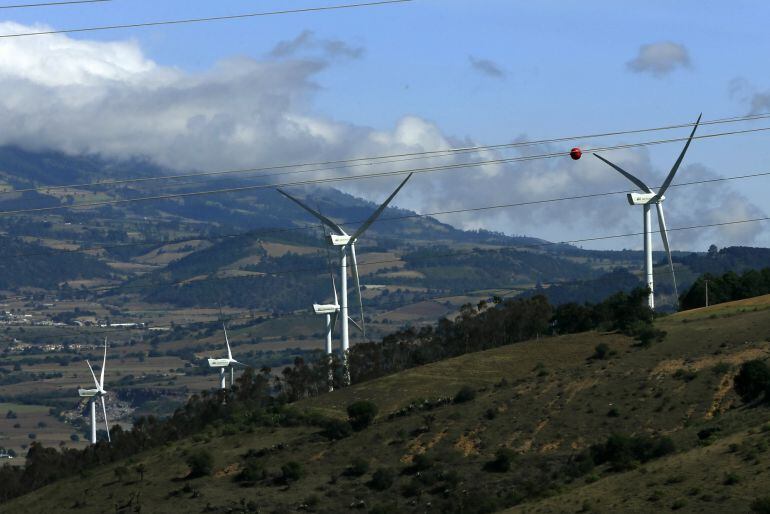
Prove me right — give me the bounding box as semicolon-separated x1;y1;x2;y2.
570;147;582;160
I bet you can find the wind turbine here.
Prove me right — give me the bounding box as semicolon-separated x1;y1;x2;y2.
207;324;244;389
312;274;363;392
278;173;413;385
77;339;110;444
594;114;701;310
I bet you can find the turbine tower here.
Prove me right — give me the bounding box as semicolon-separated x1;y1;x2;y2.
207;324;244;389
312;275;363;392
594;114;701;309
278;173;413;385
77;339;111;444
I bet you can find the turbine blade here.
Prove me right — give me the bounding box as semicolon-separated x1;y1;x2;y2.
349;244;366;339
593;154;653;193
330;311;338;335
654;113;701;200
86;360;100;391
348;316;364;333
100;396;110;443
99;338;107;389
350;173;413;242
223;324;233;361
276;189;347;235
318;204;340;306
656;203;679;300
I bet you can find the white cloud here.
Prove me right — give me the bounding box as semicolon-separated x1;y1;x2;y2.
627;41;691;77
0;24;760;250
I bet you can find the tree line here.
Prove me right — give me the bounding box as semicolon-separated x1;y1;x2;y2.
680;267;770;310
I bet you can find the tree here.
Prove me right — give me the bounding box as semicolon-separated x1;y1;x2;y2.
186;450;214;478
114;466;128;483
134;463;146;482
347;401;378;431
734;360;770;404
453;385;476;404
484;449;515;473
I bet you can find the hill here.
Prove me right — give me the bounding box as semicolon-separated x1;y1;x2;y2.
5;294;770;513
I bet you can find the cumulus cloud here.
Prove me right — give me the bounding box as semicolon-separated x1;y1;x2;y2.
468;55;505;79
0;23;760;250
627;41;691;77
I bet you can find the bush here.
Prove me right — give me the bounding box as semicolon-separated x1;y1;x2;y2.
590;434;675;472
347;401;379;431
321;418;353;440
453;386;476;404
186;449;214;478
368;468;395;491
345;457;369;477
632;323;667;347
234;459;264;483
734;360;770;403
751;496;770;513
483;448;515;473
592;343;611;360
281;461;304;483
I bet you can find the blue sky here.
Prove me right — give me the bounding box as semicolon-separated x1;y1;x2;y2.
2;0;769;249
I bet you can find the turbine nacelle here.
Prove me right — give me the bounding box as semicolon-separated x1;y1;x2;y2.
313;303;340;315
626;192;664;205
327;234;351;246
78;388;99;397
207;358;232;368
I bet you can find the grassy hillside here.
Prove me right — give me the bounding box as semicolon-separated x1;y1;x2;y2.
5;295;770;513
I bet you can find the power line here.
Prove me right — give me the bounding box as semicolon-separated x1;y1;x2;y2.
1;124;768;217
0;0;414;38
8;112;770;198
1;167;768;262
0;0;109;8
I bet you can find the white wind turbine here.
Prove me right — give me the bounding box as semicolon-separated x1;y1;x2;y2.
77;339;111;444
279;173;413;385
207;324;244;389
312;274;363;392
594;114;701;310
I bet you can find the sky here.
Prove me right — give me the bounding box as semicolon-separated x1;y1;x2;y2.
1;0;769;251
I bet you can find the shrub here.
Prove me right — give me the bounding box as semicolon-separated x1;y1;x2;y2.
321;419;353;440
673;368;698;381
590;434;675;472
406;453;432;474
751;496;770;513
593;343;611;360
368;468;395;491
234;459;264;483
453;386;476;404
186;449;214;478
734;360;770;403
484;448;515;473
633;323;667;347
345;457;369;477
281;461;304;483
347;401;379;431
113;466;129;482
